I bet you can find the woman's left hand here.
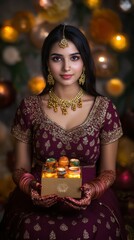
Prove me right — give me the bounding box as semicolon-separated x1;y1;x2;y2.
64;183;92;210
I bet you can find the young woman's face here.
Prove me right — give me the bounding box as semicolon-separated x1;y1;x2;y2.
47;40;84;86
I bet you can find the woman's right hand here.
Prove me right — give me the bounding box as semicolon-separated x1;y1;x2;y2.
31;189;58;208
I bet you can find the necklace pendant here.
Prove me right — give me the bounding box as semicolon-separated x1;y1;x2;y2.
71;103;76;111
48;88;83;115
77;99;82;108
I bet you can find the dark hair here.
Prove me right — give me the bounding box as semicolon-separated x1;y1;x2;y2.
41;24;99;96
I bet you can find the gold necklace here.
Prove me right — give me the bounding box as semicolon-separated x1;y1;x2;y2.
47;88;83;115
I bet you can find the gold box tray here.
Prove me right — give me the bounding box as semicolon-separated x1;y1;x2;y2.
41;177;82;198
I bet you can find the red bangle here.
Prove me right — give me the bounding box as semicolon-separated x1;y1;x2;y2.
88;170;116;199
19;173;35;194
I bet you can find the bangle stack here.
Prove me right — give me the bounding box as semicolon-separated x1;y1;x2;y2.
89;170;116;199
19;173;35;194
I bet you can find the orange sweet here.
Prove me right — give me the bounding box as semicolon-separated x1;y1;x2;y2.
58;156;69;167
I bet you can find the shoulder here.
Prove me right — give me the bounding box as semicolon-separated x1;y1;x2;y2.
97;95;111;104
96;96;117;111
22;95;39;104
19;95;40;109
95;96;121;124
15;95;40;120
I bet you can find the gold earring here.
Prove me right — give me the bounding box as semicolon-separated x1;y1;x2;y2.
79;69;85;85
48;70;54;85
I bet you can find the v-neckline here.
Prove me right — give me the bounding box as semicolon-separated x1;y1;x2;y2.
38;95;100;132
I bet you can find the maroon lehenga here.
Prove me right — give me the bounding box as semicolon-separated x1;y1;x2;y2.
0;95;127;239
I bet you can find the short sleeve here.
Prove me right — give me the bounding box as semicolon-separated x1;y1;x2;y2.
11;97;34;143
100;99;123;144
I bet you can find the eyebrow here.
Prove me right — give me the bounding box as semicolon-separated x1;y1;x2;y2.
50;52;80;56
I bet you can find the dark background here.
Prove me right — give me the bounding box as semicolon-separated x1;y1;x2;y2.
0;0;134;237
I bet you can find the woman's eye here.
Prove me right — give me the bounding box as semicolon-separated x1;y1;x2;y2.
51;56;62;62
71;55;80;61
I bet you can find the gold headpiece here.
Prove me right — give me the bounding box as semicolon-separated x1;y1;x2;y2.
59;25;68;48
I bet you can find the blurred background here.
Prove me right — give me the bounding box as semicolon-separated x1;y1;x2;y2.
0;0;134;237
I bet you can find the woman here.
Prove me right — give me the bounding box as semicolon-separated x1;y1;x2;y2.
0;24;127;239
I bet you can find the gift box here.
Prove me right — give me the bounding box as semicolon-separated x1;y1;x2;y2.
41;157;82;198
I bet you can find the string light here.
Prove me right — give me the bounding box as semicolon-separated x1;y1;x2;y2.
110;33;129;51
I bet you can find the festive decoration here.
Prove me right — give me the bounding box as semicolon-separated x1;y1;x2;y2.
2;46;21;65
0;1;134;234
34;0;72;23
92;50;118;78
0;25;19;43
28;76;46;94
89;9;122;44
117;136;134;168
105;78;125;97
115;169;134;190
83;0;102;9
110;33;129;52
35;0;54;10
119;0;133;12
0;81;16;108
30;21;56;48
12;11;35;33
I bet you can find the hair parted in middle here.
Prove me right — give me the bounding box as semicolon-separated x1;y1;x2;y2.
41;24;99;96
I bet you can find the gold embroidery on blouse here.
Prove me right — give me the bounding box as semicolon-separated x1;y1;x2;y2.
48;220;55;224
116;228;120;237
11;95;123;151
65;142;71;150
93;225;97;233
101;127;123;144
97;219;101;224
57;142;63;149
71;220;77;225
11;127;31;143
24;218;31;223
60;223;68;231
49;151;54;156
90;139;95;147
83;137;88;145
106;222;111;229
110;216;115;223
45;140;51;150
85;149;90;156
83;229;90;238
24;230;30;239
77;143;83;150
82;217;89;223
34;223;41;231
49;230;56;239
100;212;105;218
60;150;66;156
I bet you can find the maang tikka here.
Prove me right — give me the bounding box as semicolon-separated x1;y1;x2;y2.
59;25;68;48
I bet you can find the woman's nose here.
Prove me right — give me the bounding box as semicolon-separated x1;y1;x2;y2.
63;60;71;71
